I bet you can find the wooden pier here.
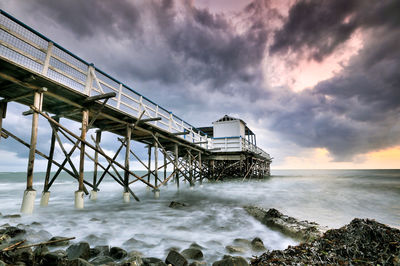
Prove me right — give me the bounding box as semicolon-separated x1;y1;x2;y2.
0;9;271;213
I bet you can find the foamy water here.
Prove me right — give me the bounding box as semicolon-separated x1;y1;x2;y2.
0;170;399;263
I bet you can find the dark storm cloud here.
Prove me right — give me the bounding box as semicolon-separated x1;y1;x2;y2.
30;0;142;39
267;0;400;160
270;0;400;62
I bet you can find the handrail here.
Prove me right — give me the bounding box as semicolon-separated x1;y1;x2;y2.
0;9;270;159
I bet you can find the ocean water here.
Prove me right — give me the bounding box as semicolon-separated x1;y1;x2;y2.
0;169;399;263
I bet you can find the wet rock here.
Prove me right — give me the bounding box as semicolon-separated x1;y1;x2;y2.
0;226;26;238
110;247;127;260
90;255;114;265
0;234;11;244
90;218;101;222
127;250;143;258
49;236;71;247
225;246;246;254
0;260;5;266
123;237;154;248
244;206;327;242
189;243;204;250
181;248;203;260
67;242;91;260
93;245;110;257
213;255;248;266
121;251;143;266
188;262;206;266
7;248;33;264
68;258;93;266
30;222;41;226
165;250;188;266
168;201;187;208
89;248;100;258
33;244;49;257
142;257;167;266
250;238;266;252
232;239;251;246
42;250;68;265
2;214;21;219
252;218;400;265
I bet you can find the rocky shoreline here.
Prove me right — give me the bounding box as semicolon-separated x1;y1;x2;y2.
1;205;399;266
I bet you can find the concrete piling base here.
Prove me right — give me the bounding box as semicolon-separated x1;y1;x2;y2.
90;190;98;201
123;192;130;203
74;191;84;209
40;191;50;207
154;189;160;199
20;189;36;214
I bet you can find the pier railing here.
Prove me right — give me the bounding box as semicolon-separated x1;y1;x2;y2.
0;10;209;148
212;136;271;160
0;10;271;159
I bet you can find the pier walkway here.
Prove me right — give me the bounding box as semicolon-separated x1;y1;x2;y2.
0;10;271;213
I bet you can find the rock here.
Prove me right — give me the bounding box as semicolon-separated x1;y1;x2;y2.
67;242;91;260
127;250;143;258
212;255;248;266
181;248;203;260
90;255;114;265
93;245;110;257
168;201;187;208
120;252;143;266
90;218;101;222
123;237;154;248
0;234;11;244
7;248;33;264
250;238;266;251
33;244;49;257
49;236;71;246
68;258;93;266
30;222;41;226
243;206;327;242
42;250;68;265
252;218;400;265
225;246;246;254
188;262;206;266
0;260;5;266
89;248;100;258
142;257;167;266
0;226;26;238
165;250;188;266
189;243;203;250
232;239;251;246
2;214;21;219
110;247;127;260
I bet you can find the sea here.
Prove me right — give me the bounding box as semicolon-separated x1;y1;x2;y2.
0;169;399;263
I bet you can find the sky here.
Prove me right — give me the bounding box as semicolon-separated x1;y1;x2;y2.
0;0;399;171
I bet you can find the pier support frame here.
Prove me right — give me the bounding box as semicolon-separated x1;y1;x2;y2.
75;109;89;209
21;91;42;214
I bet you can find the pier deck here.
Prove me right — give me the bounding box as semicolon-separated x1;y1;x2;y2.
0;9;271;213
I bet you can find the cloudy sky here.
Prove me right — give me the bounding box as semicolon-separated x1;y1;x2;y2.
0;0;399;171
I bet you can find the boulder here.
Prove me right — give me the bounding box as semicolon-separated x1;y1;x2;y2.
2;214;21;219
0;226;26;238
142;257;167;266
250;238;266;251
90;255;114;265
181;249;203;260
68;258;93;266
168;202;187;208
67;242;91;260
0;234;11;244
93;245;110;257
212;255;248;266
232;239;251;247
48;236;71;247
0;260;5;266
188;262;206;266
225;246;246;254
7;248;33;265
33;244;49;257
42;250;68;265
189;243;203;250
165;250;188;266
120;253;143;266
243;206;327;242
110;247;127;260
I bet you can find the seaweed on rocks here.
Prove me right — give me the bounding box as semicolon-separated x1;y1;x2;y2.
251;218;400;265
